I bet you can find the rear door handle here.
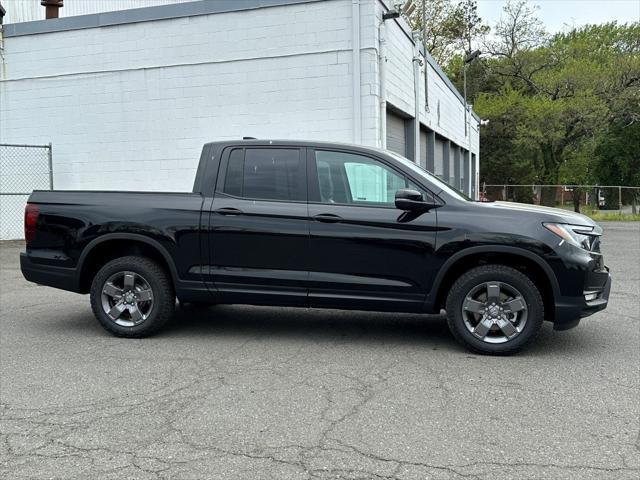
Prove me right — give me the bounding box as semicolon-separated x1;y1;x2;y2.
214;207;243;216
313;213;343;223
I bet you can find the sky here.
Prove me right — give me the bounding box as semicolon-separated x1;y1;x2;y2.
477;0;640;33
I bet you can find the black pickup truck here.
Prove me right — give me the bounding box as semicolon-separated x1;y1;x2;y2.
21;140;611;354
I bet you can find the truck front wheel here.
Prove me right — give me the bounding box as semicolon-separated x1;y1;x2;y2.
90;256;175;337
445;265;544;355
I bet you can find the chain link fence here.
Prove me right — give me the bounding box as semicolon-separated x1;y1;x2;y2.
482;184;640;218
0;143;53;240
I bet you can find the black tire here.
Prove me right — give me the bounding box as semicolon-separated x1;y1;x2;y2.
445;265;544;355
90;256;175;337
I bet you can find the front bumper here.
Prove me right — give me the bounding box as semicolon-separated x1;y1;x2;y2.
553;272;612;330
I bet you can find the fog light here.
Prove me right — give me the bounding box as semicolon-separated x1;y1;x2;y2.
584;292;598;302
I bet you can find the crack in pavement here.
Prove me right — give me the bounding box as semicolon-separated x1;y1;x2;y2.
2;227;639;480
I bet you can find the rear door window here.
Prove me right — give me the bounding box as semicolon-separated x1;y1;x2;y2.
220;148;305;202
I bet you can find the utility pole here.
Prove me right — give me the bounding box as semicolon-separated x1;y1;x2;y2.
462;50;480;139
463;64;468;137
422;0;428;111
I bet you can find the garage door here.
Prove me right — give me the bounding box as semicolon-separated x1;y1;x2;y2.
434;137;445;179
386;112;406;157
471;153;477;199
462;150;469;195
453;146;461;190
419;129;427;169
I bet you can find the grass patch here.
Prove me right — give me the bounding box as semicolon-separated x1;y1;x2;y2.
584;212;640;221
556;204;640;221
579;206;640;221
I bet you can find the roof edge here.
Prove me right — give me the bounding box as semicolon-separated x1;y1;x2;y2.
2;0;322;37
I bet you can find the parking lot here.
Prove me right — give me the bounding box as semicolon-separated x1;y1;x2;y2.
0;222;638;479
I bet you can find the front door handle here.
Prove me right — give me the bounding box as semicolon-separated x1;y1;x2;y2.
313;213;343;223
214;207;243;216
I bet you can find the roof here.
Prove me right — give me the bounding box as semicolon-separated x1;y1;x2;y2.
2;0;321;37
205;138;394;154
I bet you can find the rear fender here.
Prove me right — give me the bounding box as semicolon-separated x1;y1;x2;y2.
76;233;179;288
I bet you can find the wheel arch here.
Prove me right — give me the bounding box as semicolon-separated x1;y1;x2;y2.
77;234;178;293
427;246;560;320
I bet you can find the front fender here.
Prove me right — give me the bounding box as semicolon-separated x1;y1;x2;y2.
424;245;561;312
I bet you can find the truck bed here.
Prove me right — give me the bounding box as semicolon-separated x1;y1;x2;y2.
23;189;205;294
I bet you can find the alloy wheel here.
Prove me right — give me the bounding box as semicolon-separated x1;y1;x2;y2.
100;271;154;327
461;281;528;344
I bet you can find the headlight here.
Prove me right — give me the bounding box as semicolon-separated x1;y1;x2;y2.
543;223;598;250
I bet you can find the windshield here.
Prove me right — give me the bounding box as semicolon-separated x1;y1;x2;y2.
385;151;471;201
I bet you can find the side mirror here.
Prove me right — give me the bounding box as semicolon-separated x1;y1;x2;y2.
395;189;436;212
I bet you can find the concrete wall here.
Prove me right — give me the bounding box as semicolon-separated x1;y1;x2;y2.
0;0;480;238
1;0;379;192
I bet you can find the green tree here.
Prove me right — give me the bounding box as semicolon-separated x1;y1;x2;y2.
474;5;639;205
407;0;639;208
593;121;640;212
472;88;535;203
473;88;536;186
458;0;490;54
406;0;488;65
483;0;546;59
594;122;640;188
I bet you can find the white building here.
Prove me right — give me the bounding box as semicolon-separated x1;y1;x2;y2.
0;0;480;239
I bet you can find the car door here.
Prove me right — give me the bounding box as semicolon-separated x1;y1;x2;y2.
208;146;309;306
307;148;438;312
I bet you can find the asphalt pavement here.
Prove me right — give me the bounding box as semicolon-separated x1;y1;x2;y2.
1;222;638;479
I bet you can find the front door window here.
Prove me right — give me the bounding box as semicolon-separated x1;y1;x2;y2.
314;150;422;206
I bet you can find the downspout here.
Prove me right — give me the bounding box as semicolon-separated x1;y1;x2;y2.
468;151;473;197
474;126;480;200
0;2;5;80
351;0;361;144
378;20;387;149
421;0;429;111
412;36;422;163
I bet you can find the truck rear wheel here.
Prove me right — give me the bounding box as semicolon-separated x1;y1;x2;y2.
90;256;175;337
445;265;544;355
